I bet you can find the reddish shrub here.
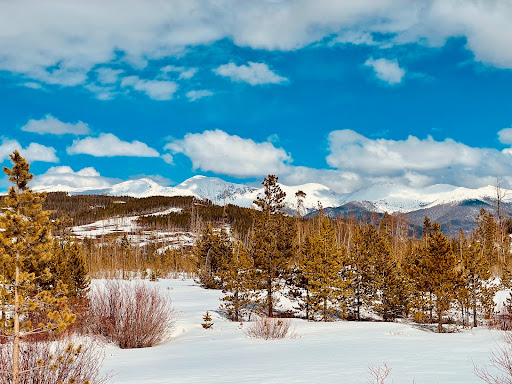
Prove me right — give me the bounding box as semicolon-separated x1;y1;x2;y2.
245;316;292;340
88;280;177;348
0;338;108;384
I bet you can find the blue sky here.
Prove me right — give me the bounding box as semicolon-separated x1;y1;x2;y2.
2;0;512;193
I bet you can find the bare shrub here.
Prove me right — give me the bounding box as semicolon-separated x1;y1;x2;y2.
475;332;512;383
491;307;512;331
245;316;292;340
88;280;177;348
367;363;391;384
0;338;108;384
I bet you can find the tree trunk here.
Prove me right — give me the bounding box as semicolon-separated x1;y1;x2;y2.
234;289;239;322
473;300;478;328
305;288;310;321
438;309;443;333
267;275;273;317
13;258;20;384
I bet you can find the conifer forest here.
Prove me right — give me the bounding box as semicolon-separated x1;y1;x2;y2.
2;152;512;383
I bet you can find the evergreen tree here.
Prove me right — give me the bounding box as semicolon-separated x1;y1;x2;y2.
219;241;255;322
474;208;499;270
195;225;231;289
455;231;498;327
347;225;387;320
0;151;75;384
407;217;440;324
424;226;461;333
53;238;90;301
302;212;349;321
251;175;295;317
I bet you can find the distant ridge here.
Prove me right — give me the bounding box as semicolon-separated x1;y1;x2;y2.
33;175;511;234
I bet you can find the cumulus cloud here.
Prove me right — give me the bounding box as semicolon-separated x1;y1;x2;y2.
166;129;291;178
21;114;90;135
67;133;160;157
319;129;512;190
186;90;213;101
96;68;123;84
327;130;481;175
121;76;178;100
3;0;512;88
498;128;512;145
213;62;288;85
364;58;405;85
0;138;58;163
32;165;117;191
161;65;198;80
23;82;43;89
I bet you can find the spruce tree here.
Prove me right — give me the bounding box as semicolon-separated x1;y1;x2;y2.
219;241;255;321
347;225;387;320
53;238;90;301
251;175;295;317
302;212;349;321
456;233;497;327
195;225;231;289
424;226;461;333
0;151;75;384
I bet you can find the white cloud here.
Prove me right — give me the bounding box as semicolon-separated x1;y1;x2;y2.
32;165;117;191
96;68;123;84
161;65;198;80
327;130;481;175
67;133;160;157
166;129;291;178
318;129;512;190
498;128;512;145
121;76;178;100
22;82;43;89
21;114;90;135
85;83;117;100
186;90;213;101
178;68;198;80
3;0;512;88
0;138;58;163
213;62;288;85
364;58;405;85
161;153;174;165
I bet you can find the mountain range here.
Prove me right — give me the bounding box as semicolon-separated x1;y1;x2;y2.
33;175;511;234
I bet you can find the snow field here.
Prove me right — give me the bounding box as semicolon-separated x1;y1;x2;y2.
101;279;508;384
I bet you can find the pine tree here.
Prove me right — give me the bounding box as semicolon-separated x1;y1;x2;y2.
455;231;498;327
474;209;499;270
347;225;387;321
201;311;213;329
302;212;349;321
195;225;232;289
424;226;461;333
0;151;75;384
219;241;255;322
251;175;295;317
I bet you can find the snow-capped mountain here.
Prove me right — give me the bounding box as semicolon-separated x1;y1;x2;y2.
33;175;511;215
343;182;509;213
173;175;260;207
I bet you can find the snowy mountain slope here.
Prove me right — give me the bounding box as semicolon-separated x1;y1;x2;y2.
344;182;510;213
33;175;512;215
278;182;346;212
173;175;260;206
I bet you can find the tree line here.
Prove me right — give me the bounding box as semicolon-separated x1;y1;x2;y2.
195;175;510;333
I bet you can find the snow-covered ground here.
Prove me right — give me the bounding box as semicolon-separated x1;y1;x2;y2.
101;278;509;384
71;208;195;250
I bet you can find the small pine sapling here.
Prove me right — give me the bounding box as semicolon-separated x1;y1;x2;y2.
201;311;213;329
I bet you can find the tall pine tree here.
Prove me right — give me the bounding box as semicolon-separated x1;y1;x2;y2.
252;175;295;317
0;151;75;384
